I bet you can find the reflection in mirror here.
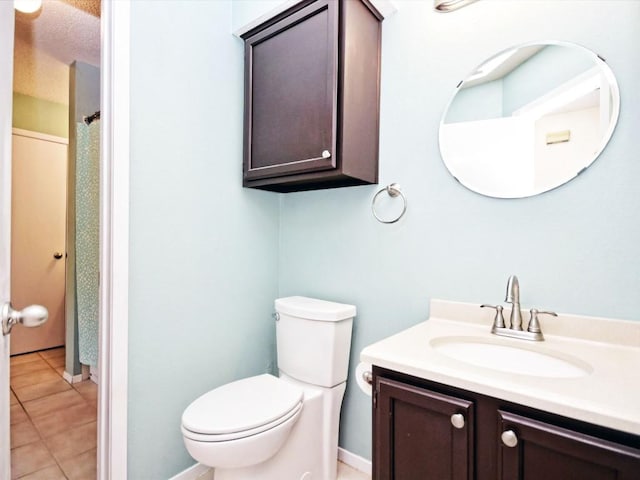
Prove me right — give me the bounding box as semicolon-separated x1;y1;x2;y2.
439;42;620;198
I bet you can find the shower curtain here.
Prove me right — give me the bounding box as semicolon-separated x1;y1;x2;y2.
76;120;100;366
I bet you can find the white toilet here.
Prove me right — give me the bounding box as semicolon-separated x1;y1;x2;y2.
181;296;356;480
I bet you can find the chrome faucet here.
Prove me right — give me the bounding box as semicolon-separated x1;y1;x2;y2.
481;275;557;342
505;275;523;331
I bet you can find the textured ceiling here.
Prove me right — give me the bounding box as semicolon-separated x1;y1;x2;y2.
13;0;100;104
15;0;101;67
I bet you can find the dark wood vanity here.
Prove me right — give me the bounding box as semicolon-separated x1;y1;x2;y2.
240;0;382;192
373;367;640;480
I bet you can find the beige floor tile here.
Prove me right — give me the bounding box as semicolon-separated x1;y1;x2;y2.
44;421;97;462
16;464;67;480
10;369;61;389
10;440;56;479
31;403;97;438
43;354;66;368
59;447;97;480
337;462;371;480
10;403;28;425
9;345;100;480
23;389;87;419
10;359;52;378
10;352;41;367
38;347;65;360
74;380;98;404
12;378;73;403
10;420;40;449
10;388;18;405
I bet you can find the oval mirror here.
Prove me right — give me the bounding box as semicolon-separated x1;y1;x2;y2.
439;42;620;198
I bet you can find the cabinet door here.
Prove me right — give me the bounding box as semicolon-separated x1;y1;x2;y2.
498;410;640;480
244;0;338;181
374;377;474;480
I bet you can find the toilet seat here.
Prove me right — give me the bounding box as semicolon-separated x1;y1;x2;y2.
182;401;302;442
181;374;303;442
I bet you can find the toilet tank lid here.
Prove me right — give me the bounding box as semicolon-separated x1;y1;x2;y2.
275;296;356;322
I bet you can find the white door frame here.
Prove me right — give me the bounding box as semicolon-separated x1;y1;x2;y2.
1;1;130;477
0;2;15;479
98;1;130;479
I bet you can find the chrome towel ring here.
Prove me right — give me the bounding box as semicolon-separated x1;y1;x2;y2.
372;183;407;224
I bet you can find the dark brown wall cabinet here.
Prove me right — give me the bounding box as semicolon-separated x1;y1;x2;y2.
373;368;640;480
241;0;382;192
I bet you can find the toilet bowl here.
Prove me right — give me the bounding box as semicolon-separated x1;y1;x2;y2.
181;296;356;480
182;374;303;468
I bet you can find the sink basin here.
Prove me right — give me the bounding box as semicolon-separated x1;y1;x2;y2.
430;337;592;378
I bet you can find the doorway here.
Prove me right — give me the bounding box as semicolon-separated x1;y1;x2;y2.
9;1;101;478
2;1;129;478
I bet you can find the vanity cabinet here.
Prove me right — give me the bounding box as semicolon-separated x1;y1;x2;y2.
498;410;640;480
373;367;640;480
375;377;474;480
241;0;382;192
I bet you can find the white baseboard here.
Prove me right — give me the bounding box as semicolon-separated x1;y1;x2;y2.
62;370;88;384
338;447;372;476
168;463;214;480
170;450;369;479
89;364;98;384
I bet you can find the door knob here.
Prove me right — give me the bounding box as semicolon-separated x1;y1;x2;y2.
53;252;63;259
1;302;48;336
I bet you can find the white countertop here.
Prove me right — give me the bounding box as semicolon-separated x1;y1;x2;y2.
361;300;640;435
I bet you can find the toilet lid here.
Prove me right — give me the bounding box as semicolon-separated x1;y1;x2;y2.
182;374;303;435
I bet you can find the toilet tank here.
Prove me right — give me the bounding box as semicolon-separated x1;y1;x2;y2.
275;296;355;388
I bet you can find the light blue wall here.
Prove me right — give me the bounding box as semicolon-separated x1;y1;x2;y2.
443;78;503;123
278;0;640;461
128;1;279;477
445;44;599;123
231;0;285;32
502;44;597;115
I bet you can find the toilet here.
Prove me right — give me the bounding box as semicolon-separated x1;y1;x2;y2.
181;296;356;480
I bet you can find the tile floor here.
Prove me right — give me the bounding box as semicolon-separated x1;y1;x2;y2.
9;347;97;480
337;462;371;480
9;350;368;480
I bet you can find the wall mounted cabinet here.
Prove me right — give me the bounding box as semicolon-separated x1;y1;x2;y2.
241;0;382;192
373;367;640;480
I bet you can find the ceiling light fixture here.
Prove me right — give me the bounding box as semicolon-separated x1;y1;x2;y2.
14;0;42;14
434;0;479;12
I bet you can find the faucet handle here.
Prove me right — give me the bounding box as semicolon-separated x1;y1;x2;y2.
481;304;506;329
527;308;557;333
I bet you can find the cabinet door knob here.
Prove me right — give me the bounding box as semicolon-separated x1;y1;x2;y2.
321;150;331;159
450;413;465;429
501;429;518;448
53;252;63;259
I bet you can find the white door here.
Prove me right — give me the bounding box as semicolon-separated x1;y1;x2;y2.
11;130;67;355
1;3;15;476
0;2;14;478
0;4;49;476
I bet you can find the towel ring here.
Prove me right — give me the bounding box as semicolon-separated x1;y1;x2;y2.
372;183;407;224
